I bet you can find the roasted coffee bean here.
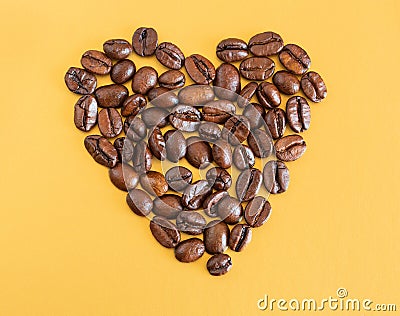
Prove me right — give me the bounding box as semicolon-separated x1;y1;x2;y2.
243;103;265;130
165;166;192;192
203;220;230;254
84;135;118;168
131;66;158;95
169;105;202;132
222;115;250;146
182;180;212;210
239;57;275;80
158;70;186;90
132;141;152;174
94;84;128;108
121;94;147;117
207;253;232;276
126;189;153;216
279;44;311;75
185;54;216;85
150;216;180;248
174;238;205;263
153;194;183;219
217;196;243;224
248;31;284;56
109;163;139;191
247;129;273;158
213;63;241;101
236;168;262;202
148;127;166;160
216;38;248;62
81;50;112;75
164;129;186;162
148;87;178;108
286;96;311;133
178;85;215;106
113;137;134;162
198;122;222;142
110;59;136;84
203;191;229;218
212;140;232;169
203;100;235;124
65;67;97;95
272;70;300;95
301;71;327;102
124;115;147;142
229;224;252;252
206;167;232;191
264;108;286;139
263;160;290;194
74;95;98;132
176;212;207;235
244;196;272;227
98;108;123;138
185;137;213;169
237;81;258;108
140;171;168;196
232;145;255;170
256;82;281;109
132;27;158;57
156;42;185;70
141;107;169;128
275;135;306;161
103;39;132;60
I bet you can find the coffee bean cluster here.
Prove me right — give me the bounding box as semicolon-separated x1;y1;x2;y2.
65;27;327;276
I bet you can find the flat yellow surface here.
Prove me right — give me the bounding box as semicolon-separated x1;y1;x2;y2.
1;0;399;315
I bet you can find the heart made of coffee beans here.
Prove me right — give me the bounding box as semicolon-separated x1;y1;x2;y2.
65;27;327;276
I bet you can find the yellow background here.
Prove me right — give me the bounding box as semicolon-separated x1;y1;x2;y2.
1;0;399;315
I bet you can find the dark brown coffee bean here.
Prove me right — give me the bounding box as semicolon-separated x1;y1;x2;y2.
141;107;169;128
176;212;206;235
207;253;232;276
124;116;146;142
232;145;255;170
185;54;216;85
286;96;311;133
109;163;139;191
203;221;230;254
94;84;128;108
175;238;205;263
148;127;166;160
65;67;97;95
203;191;229;218
165;166;192;192
244;196;271;227
206;167;232;191
148;87;179;108
272;70;300;95
212;140;232;169
243;103;265;130
301;71;327;102
121;94;147;117
198;122;222;142
110;59;136;84
131;67;158;95
263;160;290;194
126;189;153;216
229;224;252;252
132;141;152;174
178;85;215;106
150;216;180;248
84;135;118;168
236;168;262;202
182;180;212;210
81;50;112;75
132;27;158;57
153;194;183;219
217;196;243;225
279;44;311;75
98;108;123;138
113;137;134;162
239;57;275;80
158;70;185;90
247;129;273;158
155;42;185;69
169;105;201;132
216;38;248;62
256;82;281;109
74;95;97;132
213;63;241;101
203;100;235;124
237;82;258;108
103;39;132;60
265;108;286;139
140;171;168;196
164;129;186;162
185;137;213;169
222;115;250;146
275;135;306;161
248;31;283;56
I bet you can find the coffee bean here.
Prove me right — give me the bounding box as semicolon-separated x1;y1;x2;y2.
198;122;222;142
207;253;232;276
74;95;98;132
176;212;207;235
94;84;128;108
174;238;205;263
158;70;186;89
272;70;300;95
131;66;158;95
243;102;265;130
286;96;311;133
140;171;168;197
185;136;213;169
232;145;255;170
103;39;132;60
164;129;186;162
81;50;112;75
203;100;235;124
148;127;166;161
256;82;281;109
263;160;289;194
203;191;229;218
124;115;147;142
150;216;180;248
84;135;118;168
247;129;273;158
221;115;250;146
148;87;179;108
264;108;286;139
182;180;212;210
126;189;153;216
206;167;232;191
216;38;248;62
301;71;327;102
153;194;183;219
279;44;311;75
185;54;216;84
132;27;158;57
98;108;123;138
65;67;97;95
239;57;275;80
155;42;185;69
237;81;258;108
244;196;271;227
248;31;284;56
109;162;139;191
178;85;215;106
141;107;169;128
203;220;230;254
121;94;147;117
110;59;136;84
212;140;232;169
218;196;243;225
274;135;306;161
229;224;252;252
236;168;262;202
169;105;202;132
165;166;192;192
113;137;134;162
132;141;152;174
213;63;241;101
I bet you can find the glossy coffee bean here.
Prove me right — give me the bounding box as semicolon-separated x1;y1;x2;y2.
131;66;158;95
174;238;205;263
165;166;192;192
263;160;290;194
98;108;123;138
126;189;153;216
217;196;243;225
153;194;183;219
132;141;152;174
103;39;132;60
65;67;97;95
203;220;230;254
84;135;118;168
176;212;207;235
113;137;134;162
272;70;300;95
121;94;147;117
150;216;180;248
248;31;284;56
239;57;275;80
74;95;97;132
158;70;186;90
141;107;169;128
185;137;213;169
222;115;250;146
132;27;158;57
81;50;112;75
237;81;258;108
274;135;306;161
232;145;255;170
265;108;286;139
243;103;265;130
148;87;178;108
203;190;229;218
213;63;241;101
236;168;263;202
109;163;139;191
110;59;136;84
198;122;222;142
203;100;235;124
169;105;201;132
286;96;311;133
155;42;185;69
301;71;327;102
279;44;311;75
148;127;166;161
256;82;281;109
178;85;215;106
247;129;273;158
94;84;128;108
164;129;186;162
229;224;252;252
212;140;232;169
206;167;232;191
182;180;212;210
207;253;232;276
216;38;248;62
124;115;147;142
244;196;272;227
185;54;216;84
140;171;168;197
